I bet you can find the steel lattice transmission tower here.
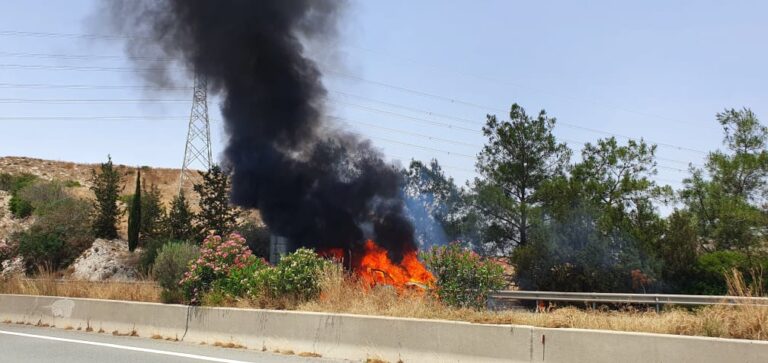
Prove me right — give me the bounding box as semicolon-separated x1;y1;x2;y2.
178;74;212;193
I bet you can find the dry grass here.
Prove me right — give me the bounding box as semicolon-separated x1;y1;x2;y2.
213;341;246;349
0;273;161;302
298;352;322;358
297;265;768;341
3;265;766;341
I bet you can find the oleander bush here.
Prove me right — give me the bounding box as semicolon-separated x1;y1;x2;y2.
179;233;253;304
261;248;330;301
422;242;507;309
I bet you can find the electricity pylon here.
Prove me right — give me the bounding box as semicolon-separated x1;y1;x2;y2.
178;74;212;194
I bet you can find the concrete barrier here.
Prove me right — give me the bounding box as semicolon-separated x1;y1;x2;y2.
0;294;188;339
183;306;532;362
1;294;767;362
530;327;768;363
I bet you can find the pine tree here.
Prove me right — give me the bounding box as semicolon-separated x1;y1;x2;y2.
140;182;166;239
166;192;195;242
90;155;122;239
193;165;240;239
127;168;141;251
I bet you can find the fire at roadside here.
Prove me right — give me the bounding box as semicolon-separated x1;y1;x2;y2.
319;240;435;290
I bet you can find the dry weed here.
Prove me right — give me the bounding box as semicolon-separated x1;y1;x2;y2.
0;273;161;302
298;265;768;341
298;352;322;357
2;264;766;341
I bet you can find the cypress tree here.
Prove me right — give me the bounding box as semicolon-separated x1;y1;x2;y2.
127;168;141;251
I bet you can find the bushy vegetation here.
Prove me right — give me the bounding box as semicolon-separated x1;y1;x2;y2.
422;242;506;309
15;197;93;271
262;248;330;300
177;233;329;305
180;233;256;304
153;241;200;303
1;173;39;218
403;104;768;296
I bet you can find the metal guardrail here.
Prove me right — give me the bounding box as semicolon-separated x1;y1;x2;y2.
490;290;768;307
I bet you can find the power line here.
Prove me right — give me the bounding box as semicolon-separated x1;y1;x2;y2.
0;78;716;166
0;50;172;62
0;98;188;103
331;116;479;148
0;29;135;40
0;29;712;133
0;95;702;169
333;99;481;133
365;135;476;159
0;111;687;178
0;82;190;91
0;58;709;154
339;43;704;129
327;70;709;155
0;116;186;120
0;77;703;168
0;50;711;154
0;63;170;72
333;99;704;169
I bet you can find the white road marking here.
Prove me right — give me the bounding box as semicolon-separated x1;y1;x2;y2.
0;329;255;363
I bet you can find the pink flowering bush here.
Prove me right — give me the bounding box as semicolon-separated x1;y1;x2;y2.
180;233;258;304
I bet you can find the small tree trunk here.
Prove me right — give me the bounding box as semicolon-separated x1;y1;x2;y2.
128;168;142;251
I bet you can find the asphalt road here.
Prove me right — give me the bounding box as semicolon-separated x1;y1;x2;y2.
0;324;349;363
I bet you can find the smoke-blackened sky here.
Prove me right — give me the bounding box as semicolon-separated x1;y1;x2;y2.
99;0;418;259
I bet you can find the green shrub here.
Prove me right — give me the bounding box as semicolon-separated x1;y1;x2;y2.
139;239;173;274
63;180;81;188
153;242;200;303
9;195;33;218
15;229;65;270
0;173;37;192
6;174;39;218
17;181;66;215
216;257;269;298
422;242;507;309
260;248;329;301
690;251;751;295
15;197;93;270
9;180;66;218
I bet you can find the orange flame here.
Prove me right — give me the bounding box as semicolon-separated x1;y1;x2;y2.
320;240;434;289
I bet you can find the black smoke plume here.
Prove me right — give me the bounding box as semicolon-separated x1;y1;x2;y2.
99;0;417;259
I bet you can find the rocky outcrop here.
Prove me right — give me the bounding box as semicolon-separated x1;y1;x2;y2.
70;239;141;281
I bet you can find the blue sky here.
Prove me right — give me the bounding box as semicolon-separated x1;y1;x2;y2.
0;1;766;189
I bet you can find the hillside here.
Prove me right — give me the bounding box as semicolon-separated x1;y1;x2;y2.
0;156;200;205
0;156;208;238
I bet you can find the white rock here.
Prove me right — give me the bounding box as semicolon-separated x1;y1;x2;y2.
70;239;141;281
0;256;24;277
